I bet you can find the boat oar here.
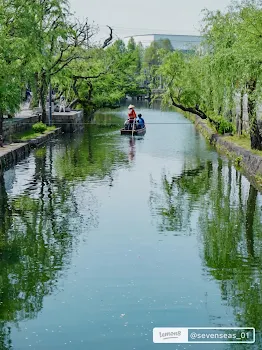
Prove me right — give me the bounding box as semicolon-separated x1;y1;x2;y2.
132;118;135;137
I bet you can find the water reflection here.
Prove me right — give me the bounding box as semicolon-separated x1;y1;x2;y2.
92;111;123;126
1;104;262;349
128;137;136;162
0;149;84;347
55;125;129;183
149;159;213;233
150;158;262;346
0;120;133;347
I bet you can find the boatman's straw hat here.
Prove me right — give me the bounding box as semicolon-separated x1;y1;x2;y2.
128;104;135;108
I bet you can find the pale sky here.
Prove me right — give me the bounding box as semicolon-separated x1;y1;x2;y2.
70;0;231;42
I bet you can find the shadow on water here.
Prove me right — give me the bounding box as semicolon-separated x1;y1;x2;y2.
149;156;262;347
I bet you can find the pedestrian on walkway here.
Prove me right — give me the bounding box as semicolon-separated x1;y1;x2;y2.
26;88;32;104
59;95;66;112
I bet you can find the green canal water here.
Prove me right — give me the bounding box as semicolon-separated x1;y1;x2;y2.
0;103;261;350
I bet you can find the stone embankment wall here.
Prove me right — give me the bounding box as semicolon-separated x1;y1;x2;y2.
0;128;61;174
3;115;40;141
3;109;83;141
0;143;30;174
1;109;83;173
191;114;262;190
49;110;84;133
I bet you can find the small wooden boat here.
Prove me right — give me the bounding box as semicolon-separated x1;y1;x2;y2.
120;126;146;136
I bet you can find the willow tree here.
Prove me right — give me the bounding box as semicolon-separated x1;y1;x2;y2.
202;1;262;148
20;0;99;123
158;9;241;122
159;51;209;119
0;0;98;133
201;9;241;118
0;0;33;142
126;38;144;91
235;0;262;149
53;37;145;111
156;0;262;149
143;39;173;92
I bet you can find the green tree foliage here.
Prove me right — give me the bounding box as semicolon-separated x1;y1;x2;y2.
56;38;144;110
143;39;173;91
127;37;136;51
201;1;262;148
145;0;262;149
0;0;33;139
0;1;146;136
159;51;209;119
144;39;173;66
0;0;101;133
24;0;94;123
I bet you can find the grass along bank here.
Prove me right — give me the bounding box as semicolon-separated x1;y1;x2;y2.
1;124;60;173
183;111;262;191
182;109;262;157
14;123;56;141
223;135;262;157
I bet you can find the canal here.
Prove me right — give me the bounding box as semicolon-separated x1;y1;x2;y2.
0;102;261;349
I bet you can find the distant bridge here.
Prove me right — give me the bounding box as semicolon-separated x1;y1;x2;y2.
134;87;165;100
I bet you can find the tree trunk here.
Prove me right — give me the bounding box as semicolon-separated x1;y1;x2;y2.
247;80;262;150
69;98;79;110
32;72;40;108
239;89;244;136
0;110;4;147
250;118;262;150
170;95;208;120
40;83;47;123
39;72;47;124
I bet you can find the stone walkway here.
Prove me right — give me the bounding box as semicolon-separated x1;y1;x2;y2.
0;142;29;173
0;142;27;156
3;102;34;121
0;129;61;173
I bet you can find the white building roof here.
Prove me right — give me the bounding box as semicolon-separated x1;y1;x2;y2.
123;34;202;51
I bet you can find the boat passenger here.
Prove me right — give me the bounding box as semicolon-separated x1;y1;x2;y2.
137;114;145;129
128;104;137;129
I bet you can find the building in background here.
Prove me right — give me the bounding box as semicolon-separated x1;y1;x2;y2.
123;34;202;52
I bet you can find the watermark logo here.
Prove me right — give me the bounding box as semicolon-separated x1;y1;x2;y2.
153;327;255;344
153;328;188;343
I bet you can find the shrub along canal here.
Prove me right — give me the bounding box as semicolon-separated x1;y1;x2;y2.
0;102;261;349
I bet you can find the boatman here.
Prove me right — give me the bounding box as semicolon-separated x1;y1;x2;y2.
127;104;137;130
